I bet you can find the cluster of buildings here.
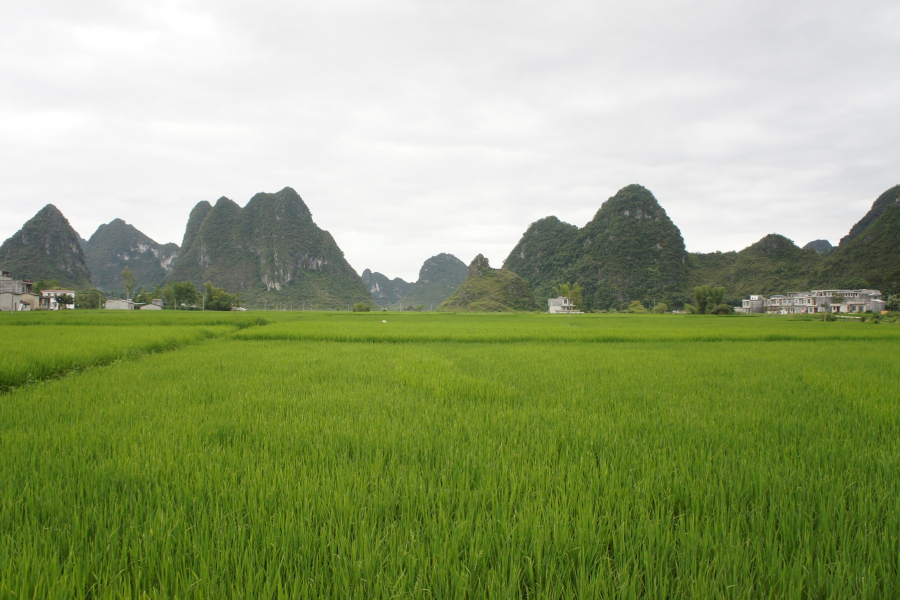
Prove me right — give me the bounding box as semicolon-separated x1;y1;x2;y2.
1;268;164;311
1;270;77;311
737;289;886;315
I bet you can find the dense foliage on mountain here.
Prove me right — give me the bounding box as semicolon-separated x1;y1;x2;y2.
0;204;91;288
570;185;688;309
166;187;373;309
839;185;900;247
361;269;411;307
824;203;900;296
85;219;179;293
502;217;579;302
504;185;688;310
687;235;824;304
391;253;467;310
437;255;539;312
802;239;833;254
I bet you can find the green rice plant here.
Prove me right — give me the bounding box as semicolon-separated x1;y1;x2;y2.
234;311;900;344
0;325;235;391
1;333;898;598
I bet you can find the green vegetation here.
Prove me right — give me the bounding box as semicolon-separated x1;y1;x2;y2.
555;281;584;309
122;266;137;299
504;185;689;311
166;187;373;309
352;302;371;312
0;204;91;288
390;253;467;310
503;216;581;302
687;235;824;304
825;202;900;296
203;282;239;311
1;310;899;597
839;184;900;246
84;218;179;292
438;254;540;312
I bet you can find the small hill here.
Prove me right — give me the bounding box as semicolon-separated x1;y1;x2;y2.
392;253;467;310
85;219;179;292
437;255;539;312
166;187;373;308
839;184;900;247
688;234;823;302
503;216;579;302
0;204;91;288
361;269;411;307
569;184;688;309
802;239;833;254
824;203;900;296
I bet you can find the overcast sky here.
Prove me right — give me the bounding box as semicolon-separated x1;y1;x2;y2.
2;1;898;282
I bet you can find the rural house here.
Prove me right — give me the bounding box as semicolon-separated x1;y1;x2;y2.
41;289;76;310
0;269;40;311
106;299;135;310
548;297;581;314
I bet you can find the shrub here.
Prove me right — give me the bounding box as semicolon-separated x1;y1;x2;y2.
352;303;371;312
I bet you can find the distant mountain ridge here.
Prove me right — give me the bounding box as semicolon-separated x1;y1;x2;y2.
85;219;179;292
361;269;412;307
0;204;91;288
166;187;373;308
389;253;467;310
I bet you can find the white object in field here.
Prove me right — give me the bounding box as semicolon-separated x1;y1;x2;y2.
382;320;387;324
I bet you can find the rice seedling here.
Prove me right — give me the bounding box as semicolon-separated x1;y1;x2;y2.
1;317;898;598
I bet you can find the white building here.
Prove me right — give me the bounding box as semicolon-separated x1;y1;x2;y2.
739;289;885;315
548;297;582;314
42;289;76;310
106;299;134;310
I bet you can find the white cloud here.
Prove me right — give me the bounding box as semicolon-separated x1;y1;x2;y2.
1;0;897;282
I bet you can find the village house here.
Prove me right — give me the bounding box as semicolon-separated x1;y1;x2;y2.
737;289;885;315
41;289;77;310
106;299;135;310
139;299;164;310
548;297;582;314
0;269;41;311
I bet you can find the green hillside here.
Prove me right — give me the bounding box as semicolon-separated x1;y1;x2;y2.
502;216;579;303
824;203;900;296
839;184;900;246
688;234;824;303
85;219;179;293
570;185;688;310
166;187;373;309
392;253;467;310
0;204;91;288
437;255;539;312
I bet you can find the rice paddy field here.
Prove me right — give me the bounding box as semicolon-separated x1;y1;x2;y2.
1;310;899;598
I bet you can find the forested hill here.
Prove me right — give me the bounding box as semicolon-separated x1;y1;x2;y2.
361;269;411;307
0;204;91;288
825;202;900;296
839;185;900;247
437;254;539;312
391;253;467;310
166;187;373;308
85;219;179;292
503;185;688;310
687;235;824;304
504;183;900;309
